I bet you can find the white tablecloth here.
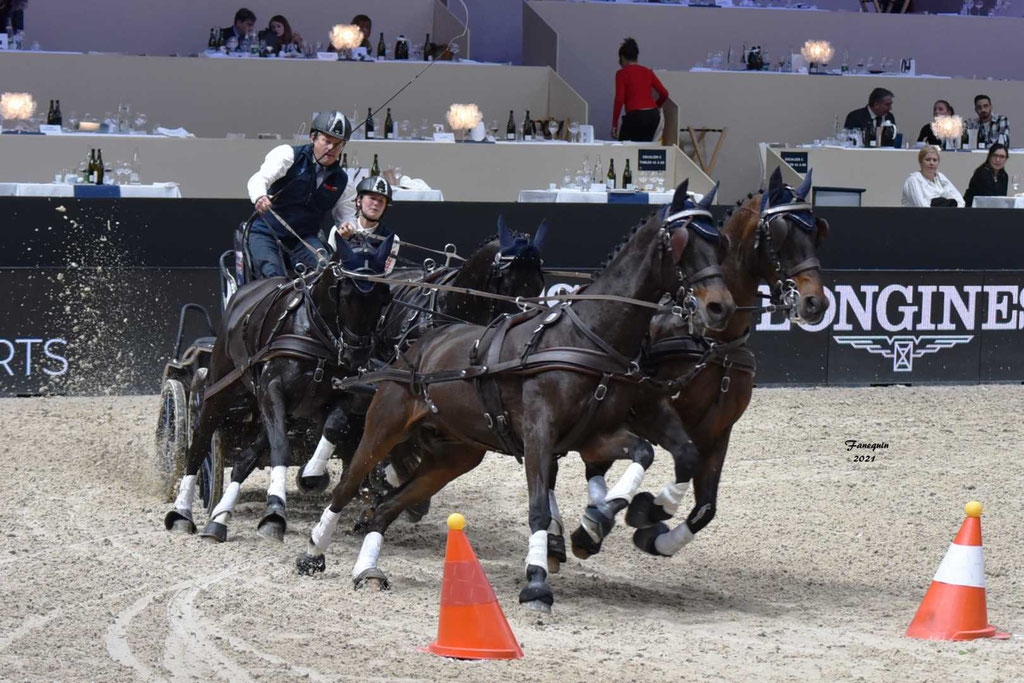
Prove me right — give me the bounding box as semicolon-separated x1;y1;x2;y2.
0;182;182;198
518;189;685;204
972;196;1024;209
392;189;443;201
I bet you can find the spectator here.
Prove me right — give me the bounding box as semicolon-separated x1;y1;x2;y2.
967;94;1010;148
611;37;668;142
260;15;302;54
917;100;954;147
964;144;1009;207
0;0;26;34
901;146;964;208
220;7;256;47
843;88;896;141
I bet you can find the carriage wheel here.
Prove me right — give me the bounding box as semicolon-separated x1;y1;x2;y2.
199;430;226;517
156;378;188;502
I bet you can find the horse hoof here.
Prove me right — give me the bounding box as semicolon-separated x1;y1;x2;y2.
257;518;286;542
296;471;330;495
198;521;228;543
547;557;561;575
404;499;431;523
521;599;552;615
353;567;390;592
570;525;602;560
632;523;671;557
164;509;196;534
548;533;567;563
626;492;672;529
296;551;326;576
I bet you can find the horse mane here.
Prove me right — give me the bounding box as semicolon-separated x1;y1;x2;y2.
595;210;660;275
721;192;761;250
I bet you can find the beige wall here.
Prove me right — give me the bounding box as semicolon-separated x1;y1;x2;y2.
1;52;584;140
0;136;709;202
24;0;465;58
767;147;1024;207
657;70;1024;201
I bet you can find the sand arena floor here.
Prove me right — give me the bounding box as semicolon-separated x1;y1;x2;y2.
1;385;1023;681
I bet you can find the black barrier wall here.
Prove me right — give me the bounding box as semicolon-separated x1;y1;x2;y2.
1;199;1021;394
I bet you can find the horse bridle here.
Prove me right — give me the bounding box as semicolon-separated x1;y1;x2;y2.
754;199;822;317
662;206;727;330
320;262;387;369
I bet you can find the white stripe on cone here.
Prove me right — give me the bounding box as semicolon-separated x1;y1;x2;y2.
932;543;986;589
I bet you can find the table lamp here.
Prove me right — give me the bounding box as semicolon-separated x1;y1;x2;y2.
446;104;482;142
1;92;36;133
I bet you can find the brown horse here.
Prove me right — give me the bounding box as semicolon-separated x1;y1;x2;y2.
567;167;829;561
295;181;736;612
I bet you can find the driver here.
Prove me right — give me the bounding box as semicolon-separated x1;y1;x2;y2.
246;110;357;279
329;175;399;274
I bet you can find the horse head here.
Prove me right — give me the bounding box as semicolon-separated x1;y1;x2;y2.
755;167;829;324
660;179;735;331
327;235;396;368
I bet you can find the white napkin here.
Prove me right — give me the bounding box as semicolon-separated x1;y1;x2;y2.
155;127;195;138
398;176;431;191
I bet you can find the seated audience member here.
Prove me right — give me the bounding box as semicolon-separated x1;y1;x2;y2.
221;7;256;46
968;94;1010;148
260;15;302;54
964;144;1009;207
901;146;964;208
0;0;26;33
917;100;954;147
611;37;668;142
843;88;896;141
330;14;372;52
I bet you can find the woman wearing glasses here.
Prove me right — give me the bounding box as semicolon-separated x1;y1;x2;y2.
964;144;1009;207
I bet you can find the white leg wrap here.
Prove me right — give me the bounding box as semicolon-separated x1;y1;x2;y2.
173;475;197;511
384;463;403;488
210;481;240;522
267;466;287;502
302;436;334;478
587;476;607;507
654;522;695;556
526;530;548;570
310;506;341;553
547;490;563;535
352;532;384;579
604;462;647;504
653;481;690;517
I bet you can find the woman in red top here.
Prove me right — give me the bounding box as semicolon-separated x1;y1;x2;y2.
611;37;669;142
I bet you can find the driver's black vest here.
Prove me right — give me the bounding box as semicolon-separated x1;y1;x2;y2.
262;144;348;239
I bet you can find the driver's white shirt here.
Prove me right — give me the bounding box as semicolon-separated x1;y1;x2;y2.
246;144;357;226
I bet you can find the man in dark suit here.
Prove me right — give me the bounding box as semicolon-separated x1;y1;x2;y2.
220;7;256;47
843;87;896;140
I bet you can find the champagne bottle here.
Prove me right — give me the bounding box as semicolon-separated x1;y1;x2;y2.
46;100;55;125
384;108;394;139
53;100;62;127
395;35;408;60
96;149;105;185
506;110;516;141
342;153;348;171
208;28;218;49
377;32;386;59
622;159;632;189
606;159;616;190
365;108;375;139
370;154;380;176
88;149;98;184
78;150;90;184
523;110;533;141
424;33;432;60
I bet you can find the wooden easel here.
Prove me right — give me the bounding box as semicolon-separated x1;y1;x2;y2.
683;126;727;174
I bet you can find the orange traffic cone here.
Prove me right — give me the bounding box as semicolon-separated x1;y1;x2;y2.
906;501;1009;641
420;513;523;660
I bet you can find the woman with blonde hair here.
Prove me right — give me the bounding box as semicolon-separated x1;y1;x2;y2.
901;145;964;207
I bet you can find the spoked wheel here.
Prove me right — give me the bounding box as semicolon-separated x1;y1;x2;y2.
198;430;226;517
156;378;188;502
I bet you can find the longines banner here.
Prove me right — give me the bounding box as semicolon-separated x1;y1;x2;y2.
2;268;1022;396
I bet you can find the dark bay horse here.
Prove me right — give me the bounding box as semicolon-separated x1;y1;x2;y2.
295;181;735;613
164;236;395;539
568;167;829;560
295;218;549;510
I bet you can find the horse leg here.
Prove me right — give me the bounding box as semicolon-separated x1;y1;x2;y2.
164;384;232;534
350;444;486;591
198;431;268;543
633;429;731;557
545;458;566;574
296;382;421;577
571;431;655;559
519;397;557;614
255;376;292;542
625;398;696;530
296;404;347;494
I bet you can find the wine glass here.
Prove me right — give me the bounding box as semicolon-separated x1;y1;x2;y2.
547;120;559;141
1011;175;1021;196
568;120;580;143
400;120;410;139
133;112;148;132
490;120;499;140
